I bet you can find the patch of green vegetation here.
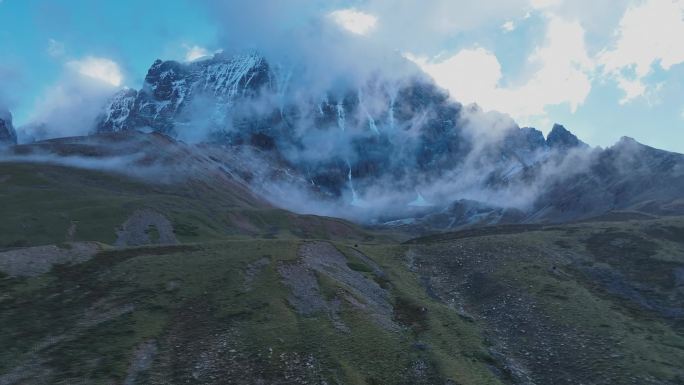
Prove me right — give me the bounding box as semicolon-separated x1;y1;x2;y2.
0;244;197;380
2;236;510;384
172;221;200;237
49;309;167;383
346;261;372;273
480;226;684;384
145;224;161;244
354;244;503;385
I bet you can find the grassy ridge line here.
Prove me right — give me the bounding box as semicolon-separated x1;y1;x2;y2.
0;162;374;249
404;212;684;245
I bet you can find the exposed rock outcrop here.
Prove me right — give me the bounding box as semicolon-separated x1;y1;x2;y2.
0;108;17;146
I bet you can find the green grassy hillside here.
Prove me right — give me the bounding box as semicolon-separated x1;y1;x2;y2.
1;159;683;384
405;218;684;384
0;162;371;248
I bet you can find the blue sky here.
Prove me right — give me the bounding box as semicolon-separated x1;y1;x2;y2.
1;0;683;152
0;0;216;122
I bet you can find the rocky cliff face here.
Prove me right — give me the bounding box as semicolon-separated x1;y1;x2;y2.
97;54;553;200
98;53;271;135
96;53;684;228
0;108;17;146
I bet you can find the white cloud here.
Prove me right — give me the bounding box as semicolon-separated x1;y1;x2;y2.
523;15;594;112
359;0;533;53
184;45;210;62
615;77;646;105
24;55;125;140
530;0;563;9
24;68;121;141
328;9;378;35
67;56;123;87
408;15;593;123
598;0;684;103
47;39;65;58
501;20;516;32
406;48;502;108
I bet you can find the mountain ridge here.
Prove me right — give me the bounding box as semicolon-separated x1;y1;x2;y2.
6;52;684;230
1;54;683;382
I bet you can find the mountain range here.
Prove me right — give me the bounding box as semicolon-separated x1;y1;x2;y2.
90;53;684;231
1;52;683;385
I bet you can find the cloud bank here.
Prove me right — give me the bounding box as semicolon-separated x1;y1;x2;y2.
199;0;684;134
408;14;593;124
19;55;124;141
598;0;684;103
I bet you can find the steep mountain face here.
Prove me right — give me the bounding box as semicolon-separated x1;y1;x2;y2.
96;53;684;229
97;53;272;135
96;54;554;203
531;137;684;222
97;54;474;198
0;108;17;146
